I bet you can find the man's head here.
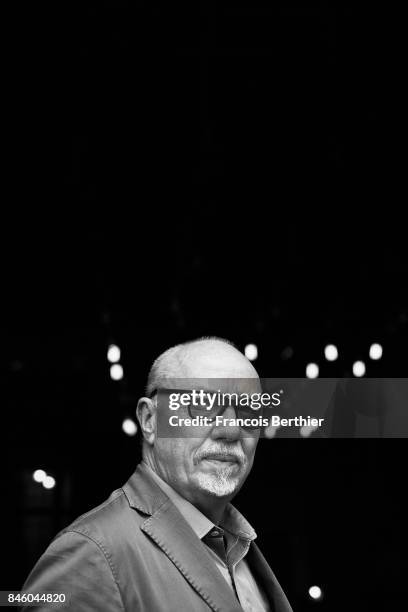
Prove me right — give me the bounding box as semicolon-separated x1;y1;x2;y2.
136;337;261;510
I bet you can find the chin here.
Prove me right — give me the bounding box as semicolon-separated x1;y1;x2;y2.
195;472;241;498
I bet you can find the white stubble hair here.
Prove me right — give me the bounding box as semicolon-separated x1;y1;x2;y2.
195;464;243;497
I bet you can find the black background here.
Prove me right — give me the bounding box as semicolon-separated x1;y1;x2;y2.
1;2;406;610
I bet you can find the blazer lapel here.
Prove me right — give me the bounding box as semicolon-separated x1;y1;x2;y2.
123;464;242;612
141;499;243;612
246;542;293;612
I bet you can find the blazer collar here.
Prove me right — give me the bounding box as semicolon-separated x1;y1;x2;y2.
246;543;293;612
122;462;243;612
122;461;168;515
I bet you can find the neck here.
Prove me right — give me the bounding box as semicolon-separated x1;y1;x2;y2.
190;493;229;525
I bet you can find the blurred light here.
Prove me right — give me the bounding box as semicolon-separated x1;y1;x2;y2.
264;422;280;438
306;363;319;379
33;469;46;483
281;346;294;361
308;586;323;600
43;475;56;490
324;344;338;361
110;363;124;380
369;343;383;360
122;418;137;436
300;425;319;438
353;360;366;377
107;344;121;363
244;344;258;361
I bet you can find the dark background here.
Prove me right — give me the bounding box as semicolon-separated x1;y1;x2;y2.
2;1;406;610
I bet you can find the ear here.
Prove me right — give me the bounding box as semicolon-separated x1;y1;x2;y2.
136;397;157;446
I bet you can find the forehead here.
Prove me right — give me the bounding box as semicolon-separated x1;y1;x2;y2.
158;377;262;395
182;342;259;379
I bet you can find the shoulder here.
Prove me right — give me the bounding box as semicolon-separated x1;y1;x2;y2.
54;485;145;554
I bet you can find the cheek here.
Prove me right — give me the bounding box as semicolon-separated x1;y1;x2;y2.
171;440;198;472
156;439;183;470
182;440;206;473
241;436;259;462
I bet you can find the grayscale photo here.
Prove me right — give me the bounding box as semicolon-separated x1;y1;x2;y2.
1;2;406;611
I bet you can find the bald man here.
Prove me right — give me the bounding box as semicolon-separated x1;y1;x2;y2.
21;337;293;612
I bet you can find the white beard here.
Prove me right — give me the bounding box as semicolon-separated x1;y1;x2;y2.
195;467;241;497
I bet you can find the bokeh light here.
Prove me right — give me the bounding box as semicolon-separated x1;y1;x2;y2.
352;360;366;377
324;344;338;361
33;469;46;483
110;363;124;380
369;343;383;360
122;418;137;436
244;344;258;361
306;363;319;379
308;585;323;600
107;344;121;363
42;475;56;490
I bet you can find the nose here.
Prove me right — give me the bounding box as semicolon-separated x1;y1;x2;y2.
210;405;241;441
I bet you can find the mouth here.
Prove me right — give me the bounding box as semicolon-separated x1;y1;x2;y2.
200;454;241;467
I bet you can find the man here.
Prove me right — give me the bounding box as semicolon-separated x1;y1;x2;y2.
22;337;293;611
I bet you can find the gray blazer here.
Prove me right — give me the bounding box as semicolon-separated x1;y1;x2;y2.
22;463;293;611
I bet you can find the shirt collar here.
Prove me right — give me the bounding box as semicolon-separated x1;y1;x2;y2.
142;462;257;542
221;503;257;541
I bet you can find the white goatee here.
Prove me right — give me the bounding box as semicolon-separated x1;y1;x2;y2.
196;465;241;497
